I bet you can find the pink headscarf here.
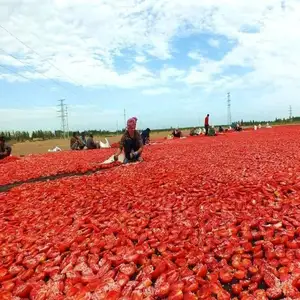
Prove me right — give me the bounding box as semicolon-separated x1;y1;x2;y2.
127;117;138;133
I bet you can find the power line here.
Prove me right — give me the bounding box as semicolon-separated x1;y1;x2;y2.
0;63;48;89
0;24;82;87
0;48;76;94
227;92;232;125
289;105;293;121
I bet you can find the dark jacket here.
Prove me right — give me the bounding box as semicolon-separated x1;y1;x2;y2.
141;129;150;145
120;130;143;150
0;142;12;159
86;137;97;149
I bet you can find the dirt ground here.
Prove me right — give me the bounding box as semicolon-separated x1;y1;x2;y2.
12;130;189;156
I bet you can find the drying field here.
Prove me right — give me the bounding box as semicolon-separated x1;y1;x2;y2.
11;131;177;156
0;126;300;299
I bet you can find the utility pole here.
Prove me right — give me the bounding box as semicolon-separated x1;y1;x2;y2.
57;99;67;139
227;92;232;126
289;105;293;121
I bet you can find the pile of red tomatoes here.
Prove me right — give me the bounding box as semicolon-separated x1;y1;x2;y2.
0;149;115;186
0;126;300;299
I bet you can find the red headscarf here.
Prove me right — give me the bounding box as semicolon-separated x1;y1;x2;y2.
127;117;138;134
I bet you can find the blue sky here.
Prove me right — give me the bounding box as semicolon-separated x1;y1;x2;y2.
0;0;299;131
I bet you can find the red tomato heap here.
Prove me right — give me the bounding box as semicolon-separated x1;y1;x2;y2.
0;126;300;299
0;149;115;186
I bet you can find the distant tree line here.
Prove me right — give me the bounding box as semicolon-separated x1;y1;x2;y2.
0;129;124;142
1;116;299;142
234;116;299;127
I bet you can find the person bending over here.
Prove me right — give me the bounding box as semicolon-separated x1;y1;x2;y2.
114;117;143;164
0;136;12;160
86;134;100;149
141;128;151;145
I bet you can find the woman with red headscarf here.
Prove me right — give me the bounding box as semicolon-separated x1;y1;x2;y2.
114;117;144;163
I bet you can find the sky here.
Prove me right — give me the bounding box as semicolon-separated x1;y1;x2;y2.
0;0;299;131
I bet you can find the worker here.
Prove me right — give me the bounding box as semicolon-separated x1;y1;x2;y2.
204;114;210;136
0;136;12;160
219;126;224;133
70;132;85;150
141;128;151;145
86;134;100;149
172;128;182;138
80;132;87;147
190;127;197;136
114;117;143;164
235;123;243;132
208;126;217;136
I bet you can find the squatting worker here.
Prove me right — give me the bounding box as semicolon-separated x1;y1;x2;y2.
141;128;151;145
70;132;85;150
86;134;100;149
204;114;210;136
0;136;12;160
172;128;182;138
190;127;197;136
114;117;144;164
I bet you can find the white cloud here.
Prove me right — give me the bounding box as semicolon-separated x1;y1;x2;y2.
1;0;300;127
160;66;186;82
208;38;220;48
142;87;173;96
188;51;202;60
135;56;147;63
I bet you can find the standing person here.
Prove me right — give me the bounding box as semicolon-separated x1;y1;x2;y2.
141;128;151;145
86;134;100;149
0;136;12;159
114;117;143;164
204;114;210;136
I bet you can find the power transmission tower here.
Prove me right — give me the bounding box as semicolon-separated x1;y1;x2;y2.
57;99;67;139
227;92;232;125
65;105;69;138
289;105;293;121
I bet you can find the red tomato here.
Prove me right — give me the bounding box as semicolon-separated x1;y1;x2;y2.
219;269;233;283
168;289;184;300
19;268;35;281
151;261;166;279
266;287;282;299
1;280;15;292
183;292;197;300
8;265;24;276
234;270;246;280
232;283;242;295
195;264;207;278
131;290;143;300
0;291;12;300
120;263;137;276
14;283;33;297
